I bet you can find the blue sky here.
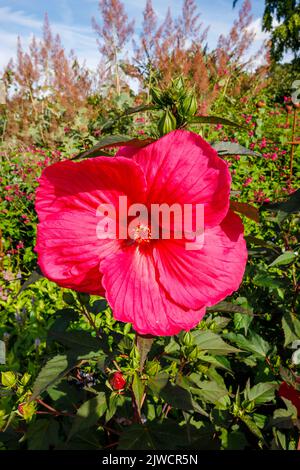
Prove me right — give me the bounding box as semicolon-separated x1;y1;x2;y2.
0;0;268;71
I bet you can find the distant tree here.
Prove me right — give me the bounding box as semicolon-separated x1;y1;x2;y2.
262;0;300;61
234;0;300;61
92;0;134;95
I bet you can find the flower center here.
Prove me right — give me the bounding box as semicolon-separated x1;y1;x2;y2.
132;224;151;244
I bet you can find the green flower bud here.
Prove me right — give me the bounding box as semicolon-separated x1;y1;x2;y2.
180;93;198;117
172;77;185;93
158;109;177;136
182;331;193;347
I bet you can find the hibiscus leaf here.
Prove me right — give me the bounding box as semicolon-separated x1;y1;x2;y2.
207;301;253;316
230;201;260;223
101;104;156;130
148;372;169;395
31;355;78;400
260;188;300;223
73;135;153;160
225;332;271;358
245;382;277;404
117;421;186;450
27;419;60;450
192;330;241;355
282;311;300;346
189;377;229;404
159;383;195;411
212;141;261;156
268;251;298;267
189;115;244;129
132;373;145;415
17;267;44;296
48;330;108;356
68;392;107;439
136;335;154;371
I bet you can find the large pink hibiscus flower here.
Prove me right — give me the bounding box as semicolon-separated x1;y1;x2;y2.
35;130;247;336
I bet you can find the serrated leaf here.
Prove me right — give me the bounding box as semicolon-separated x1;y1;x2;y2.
48;330;104;356
230;201;260;223
282;311;300;346
226;332;270;358
212;141;261;156
27;419;59;450
69;392;106;439
207;301;253;316
148;372;169;395
246;382;277;404
132;373;145;415
117;421;186;450
234;312;253;335
261;189;300;223
17;267;43;296
190;115;244;128
160;383;195;410
268;251;297;267
31;355;77;400
192;330;240;355
136;335;154;371
73;135;153;160
190;378;229;404
253;273;285;289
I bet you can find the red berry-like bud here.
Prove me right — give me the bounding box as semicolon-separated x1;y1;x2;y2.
109;372;126;391
18;403;24;415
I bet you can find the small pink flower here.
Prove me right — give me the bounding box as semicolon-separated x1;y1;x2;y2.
243;177;253;187
35;130;247;336
260;138;267;149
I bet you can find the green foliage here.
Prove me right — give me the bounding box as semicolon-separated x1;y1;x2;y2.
262;0;300;61
1;71;300;450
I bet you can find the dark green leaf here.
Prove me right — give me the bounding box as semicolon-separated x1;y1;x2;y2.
212;141;261;156
261;189;300;222
132;373;145;415
32;355;77;400
192;330;240;354
226;332;270;358
190;115;244;128
73;135;153;160
17;267;43;295
148;372;169;395
69;392;107;438
27;419;59;450
246;382;277;404
268;251;297;267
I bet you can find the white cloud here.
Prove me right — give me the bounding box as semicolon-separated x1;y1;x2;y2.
247;18;270;42
0;6;100;71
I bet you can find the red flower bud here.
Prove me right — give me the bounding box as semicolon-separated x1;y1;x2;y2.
109;372;126;390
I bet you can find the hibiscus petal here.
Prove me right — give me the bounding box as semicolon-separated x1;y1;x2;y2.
132;130;231;227
35;210;120;294
35;156;147;222
153;210;247;309
100;244;206;336
35;156;147;294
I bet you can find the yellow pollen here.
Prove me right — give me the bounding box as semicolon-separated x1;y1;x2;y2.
133;224;151;244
